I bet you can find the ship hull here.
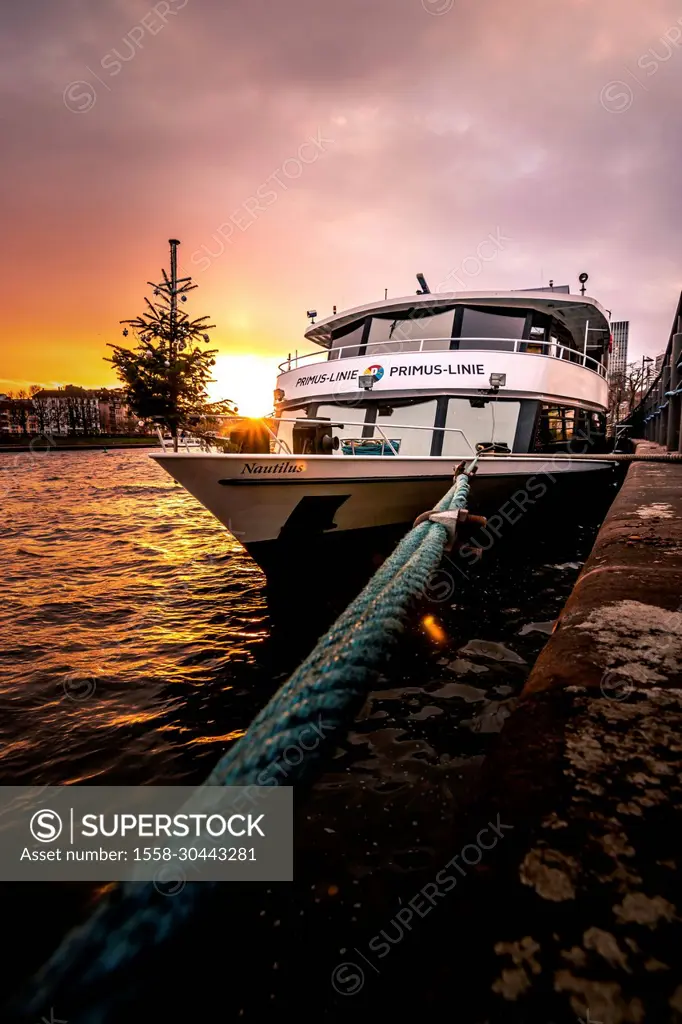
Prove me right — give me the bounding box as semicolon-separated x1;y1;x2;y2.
151;453;616;577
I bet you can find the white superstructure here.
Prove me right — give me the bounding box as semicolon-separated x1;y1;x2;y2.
153;287;613;575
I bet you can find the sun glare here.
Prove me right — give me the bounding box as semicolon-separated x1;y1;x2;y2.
209;354;282;417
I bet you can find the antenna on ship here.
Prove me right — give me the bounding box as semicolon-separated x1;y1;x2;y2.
579;272;589;296
416;273;431;295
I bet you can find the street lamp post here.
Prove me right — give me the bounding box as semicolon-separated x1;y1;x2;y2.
641;356;653;438
642;354;653;387
119;238;215;452
169;239;179;361
168;239;180;451
152;239;198;451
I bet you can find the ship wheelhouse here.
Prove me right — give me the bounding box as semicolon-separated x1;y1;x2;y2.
274;291;610;458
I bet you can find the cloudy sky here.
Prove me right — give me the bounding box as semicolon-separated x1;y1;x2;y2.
2;0;682;411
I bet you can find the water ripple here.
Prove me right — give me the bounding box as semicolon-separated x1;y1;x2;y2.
0;449;270;785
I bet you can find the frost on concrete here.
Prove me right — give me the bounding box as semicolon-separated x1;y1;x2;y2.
520;848;577;901
553;971;645;1023
492;689;682;1017
492;941;541;1000
613;893;676;928
494;936;542;975
583;927;630;971
633;502;675;519
491;966;531;1000
572;600;682;686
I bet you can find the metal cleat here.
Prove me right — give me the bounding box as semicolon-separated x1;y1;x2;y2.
413;507;488;553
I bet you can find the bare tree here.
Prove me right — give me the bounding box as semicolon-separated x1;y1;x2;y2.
51;396;68;436
65;395;80;434
6;390;31;435
609;361;652;427
32;395;49;434
624;361;652;413
608;371;626;426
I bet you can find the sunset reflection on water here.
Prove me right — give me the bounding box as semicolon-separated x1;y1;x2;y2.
0;449;271;786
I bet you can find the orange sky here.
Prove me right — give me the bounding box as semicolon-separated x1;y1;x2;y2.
3;0;682;415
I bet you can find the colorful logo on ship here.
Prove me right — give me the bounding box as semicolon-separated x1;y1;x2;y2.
364;364;384;381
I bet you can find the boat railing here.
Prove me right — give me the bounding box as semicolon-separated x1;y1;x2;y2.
278;337;608;378
270;416;476;457
154;427;211;452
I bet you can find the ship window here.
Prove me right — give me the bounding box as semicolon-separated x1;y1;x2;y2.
535;405;590;451
457;307;526;350
545;406;576;442
564;409;576;435
366;309;455;355
526;311;551;344
329;323;365;360
525;313;552;354
441;398;521;456
368;399;439;456
551;320;582;361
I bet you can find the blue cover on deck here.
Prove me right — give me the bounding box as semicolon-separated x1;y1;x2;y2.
341;439;401;456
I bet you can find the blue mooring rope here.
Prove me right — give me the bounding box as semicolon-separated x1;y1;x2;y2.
15;460;478;1023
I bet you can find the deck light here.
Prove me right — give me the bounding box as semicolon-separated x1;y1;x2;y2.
359;374;376;390
489;373;506;389
273;388;285;403
307;310;318;324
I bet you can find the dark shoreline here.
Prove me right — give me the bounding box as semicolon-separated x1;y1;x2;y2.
0;438;160;453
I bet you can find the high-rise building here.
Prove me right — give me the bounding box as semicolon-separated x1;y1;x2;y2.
609;320;629;379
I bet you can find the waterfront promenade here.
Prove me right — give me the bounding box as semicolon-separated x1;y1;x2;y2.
439;439;682;1021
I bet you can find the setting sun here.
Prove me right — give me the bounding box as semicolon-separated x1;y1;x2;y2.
209;353;283;417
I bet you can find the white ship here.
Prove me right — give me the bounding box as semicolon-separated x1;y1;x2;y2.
152;282;614;577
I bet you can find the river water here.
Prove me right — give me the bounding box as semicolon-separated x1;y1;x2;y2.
0;447;617;1021
0;448;274;787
